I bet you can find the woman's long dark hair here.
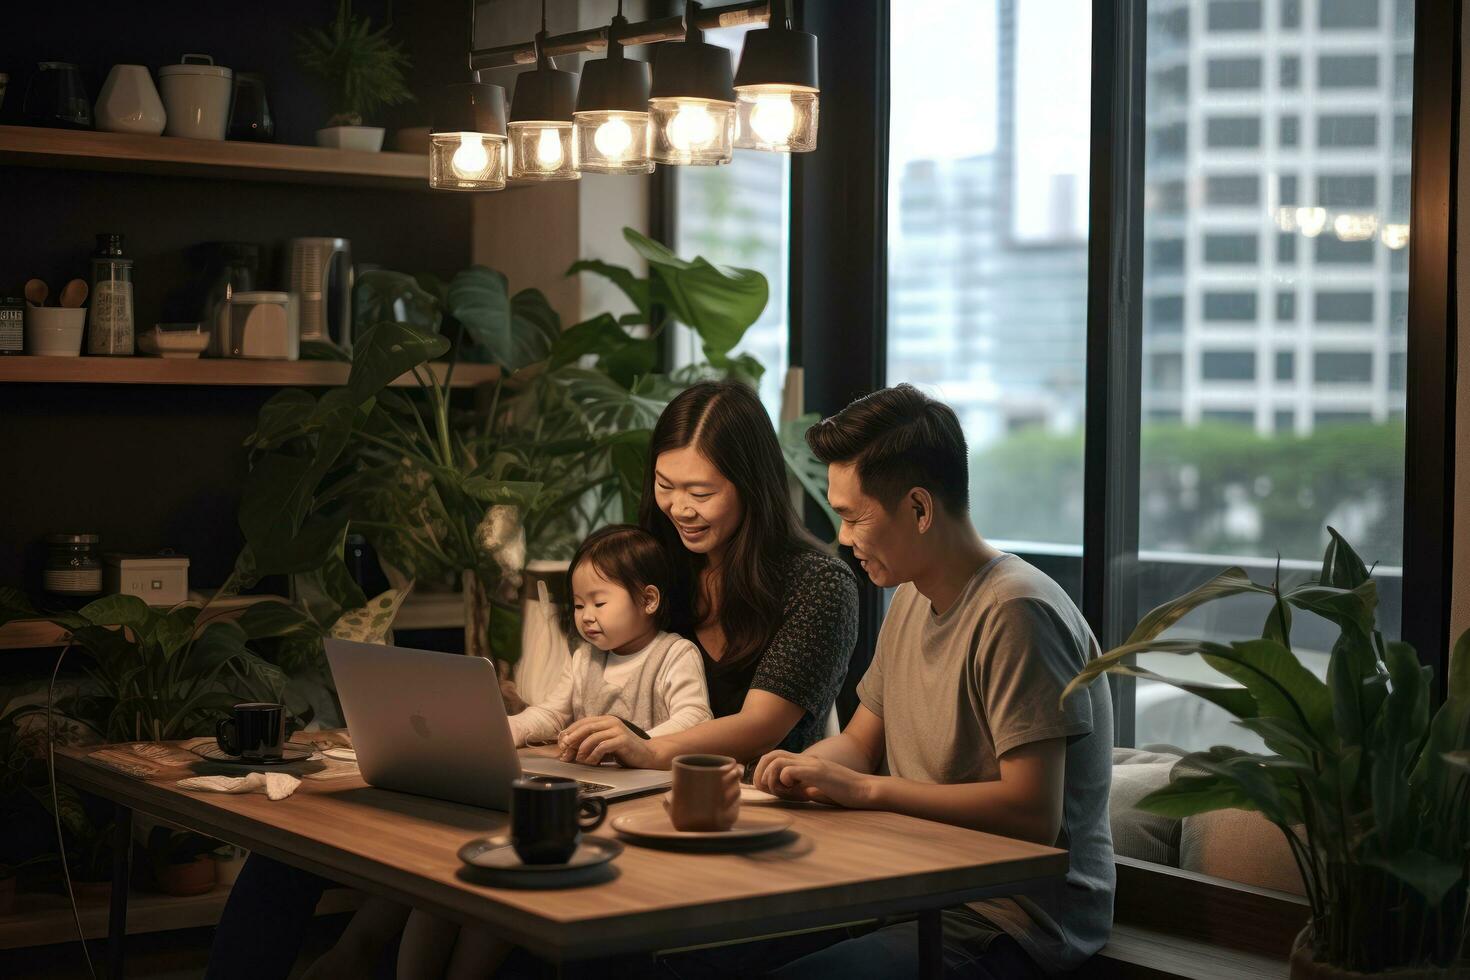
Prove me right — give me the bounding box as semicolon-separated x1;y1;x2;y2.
639;381;815;664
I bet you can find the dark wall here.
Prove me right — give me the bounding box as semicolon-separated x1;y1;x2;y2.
0;0;479;596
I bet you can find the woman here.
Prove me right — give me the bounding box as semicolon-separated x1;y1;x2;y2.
558;380;858;769
206;381;859;980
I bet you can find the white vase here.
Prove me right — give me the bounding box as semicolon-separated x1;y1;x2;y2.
95;65;166;136
315;126;385;152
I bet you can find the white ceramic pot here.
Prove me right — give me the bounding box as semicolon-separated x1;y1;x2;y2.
96;65;166;136
316;126;385;152
159;54;232;140
26;307;86;356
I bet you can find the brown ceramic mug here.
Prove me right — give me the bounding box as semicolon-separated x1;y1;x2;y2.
666;754;741;832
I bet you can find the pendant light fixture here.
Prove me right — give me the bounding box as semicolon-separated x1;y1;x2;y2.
573;2;654;175
508;1;580;182
648;0;736;166
428;82;509;191
733;0;818;152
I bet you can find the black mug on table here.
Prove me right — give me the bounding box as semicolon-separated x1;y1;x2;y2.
510;776;608;865
216;702;287;760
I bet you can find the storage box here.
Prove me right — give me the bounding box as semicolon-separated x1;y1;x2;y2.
104;553;190;606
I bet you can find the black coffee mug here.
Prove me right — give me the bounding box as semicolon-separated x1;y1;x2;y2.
23;61;92;129
228;72;273;142
216;702;286;760
510;776;608;865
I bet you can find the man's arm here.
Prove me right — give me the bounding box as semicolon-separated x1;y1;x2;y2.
865;737;1067;844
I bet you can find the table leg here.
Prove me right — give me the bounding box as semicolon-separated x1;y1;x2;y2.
107;804;132;980
918;907;942;980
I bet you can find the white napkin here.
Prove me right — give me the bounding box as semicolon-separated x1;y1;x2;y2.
177;772;301;801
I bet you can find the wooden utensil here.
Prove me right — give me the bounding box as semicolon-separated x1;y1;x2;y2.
59;279;88;308
23;278;48;307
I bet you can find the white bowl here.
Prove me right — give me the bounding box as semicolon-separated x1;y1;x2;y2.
139;325;210;358
26;307;86;356
316;125;385;152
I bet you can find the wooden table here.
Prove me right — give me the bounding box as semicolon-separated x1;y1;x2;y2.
56;743;1068;978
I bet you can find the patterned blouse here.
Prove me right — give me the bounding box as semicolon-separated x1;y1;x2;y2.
697;548;861;753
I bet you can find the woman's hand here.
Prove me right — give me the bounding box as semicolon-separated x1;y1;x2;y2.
557;716;660;769
753;750;877;809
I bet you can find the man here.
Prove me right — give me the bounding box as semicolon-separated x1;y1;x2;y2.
753;384;1114;977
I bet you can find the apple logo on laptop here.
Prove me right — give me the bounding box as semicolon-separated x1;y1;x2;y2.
409;712;431;739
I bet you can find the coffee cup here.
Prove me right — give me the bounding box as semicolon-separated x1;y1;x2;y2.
215;702;286;760
510;776;608;865
667;754;741;832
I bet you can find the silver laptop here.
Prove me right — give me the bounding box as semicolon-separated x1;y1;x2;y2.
324;638;672;810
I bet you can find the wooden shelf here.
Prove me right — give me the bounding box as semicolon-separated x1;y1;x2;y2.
0;356;500;388
0;883;358;950
0;591;466;650
0;124;432;189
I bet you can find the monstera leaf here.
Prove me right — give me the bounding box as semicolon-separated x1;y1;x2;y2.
622;227;767;359
447;267;560;371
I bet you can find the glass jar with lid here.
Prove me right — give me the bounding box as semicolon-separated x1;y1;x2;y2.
44;533;104;597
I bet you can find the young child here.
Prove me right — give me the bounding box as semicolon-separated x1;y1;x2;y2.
309;525;710;980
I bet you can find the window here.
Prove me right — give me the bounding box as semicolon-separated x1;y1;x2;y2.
1206;175;1260;206
1275;350;1296;380
1150;295;1186;331
1152;122;1188;159
1389;351;1407;389
1315;290;1375;323
1320;0;1379;30
1276;290;1297;320
1207;57;1262;90
1279;114;1300;148
1203;291;1258;321
1203;232;1258;263
671;26;790;418
1207;1;1262;31
1315;351;1374;383
1206;116;1261;148
1318;54;1379;88
1318;114;1378;149
886;0;1092;554
1201;350;1256;381
1151;353;1184;390
1150;239;1186;271
1137;0;1409;760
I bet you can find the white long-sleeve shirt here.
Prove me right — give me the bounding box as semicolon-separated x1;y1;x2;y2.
508;631;711;747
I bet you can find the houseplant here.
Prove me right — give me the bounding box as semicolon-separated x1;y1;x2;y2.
237;227;837;677
1063;529;1470;976
297;0;413;151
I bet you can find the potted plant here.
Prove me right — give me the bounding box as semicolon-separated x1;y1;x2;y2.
1065;529;1470;977
146;826;220;897
297;0;413;152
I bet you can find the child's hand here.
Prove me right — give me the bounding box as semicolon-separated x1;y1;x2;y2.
559;715;657;768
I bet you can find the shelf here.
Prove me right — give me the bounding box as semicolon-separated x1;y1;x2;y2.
0;356;500;388
0;125;432;189
0;882;359;950
0;591;466;650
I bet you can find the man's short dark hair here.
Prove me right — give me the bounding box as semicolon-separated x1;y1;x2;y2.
805;384;970;515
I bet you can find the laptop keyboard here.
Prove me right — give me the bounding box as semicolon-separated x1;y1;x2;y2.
575;779;615;795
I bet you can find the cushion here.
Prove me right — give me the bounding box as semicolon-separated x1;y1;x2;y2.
1180;808;1307;895
1109;756;1182;867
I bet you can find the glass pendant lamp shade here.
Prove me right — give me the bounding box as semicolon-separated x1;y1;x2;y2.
733;4;819;152
429;83;508;191
509;53;580;181
573;17;654;175
648;3;735;166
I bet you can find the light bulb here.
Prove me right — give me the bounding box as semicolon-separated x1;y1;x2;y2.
593;117;634;161
1295;206;1328;238
535;128;564;169
451;134;489;178
1380;223;1410;249
667;103;716;150
1333;213;1378;242
749;94;796;144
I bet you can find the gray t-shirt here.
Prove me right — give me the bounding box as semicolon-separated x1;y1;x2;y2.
856;553;1115;975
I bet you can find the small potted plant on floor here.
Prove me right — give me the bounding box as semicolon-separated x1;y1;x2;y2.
146;826;220;897
1065;529;1470;977
297;0;413;152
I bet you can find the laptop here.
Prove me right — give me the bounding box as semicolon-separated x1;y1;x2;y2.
324;638;673;810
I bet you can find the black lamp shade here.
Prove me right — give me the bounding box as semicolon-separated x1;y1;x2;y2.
734;26;819;91
432;83;507;135
650;37;735;103
511;67;578;123
576;55;652;114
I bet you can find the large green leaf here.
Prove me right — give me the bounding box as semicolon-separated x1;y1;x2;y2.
1363;849;1464;907
780;413;840;539
78;595;154;630
1126;567;1272;644
347;321;449;407
566;258;652;323
236;601;322;641
354;269;442;335
1370;641;1431;852
244;389;319;450
1321;525;1372;590
548;313;657;387
606;429;652;522
446;268;559;372
622;227;767;359
1201;639;1334;742
553;367;669;433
